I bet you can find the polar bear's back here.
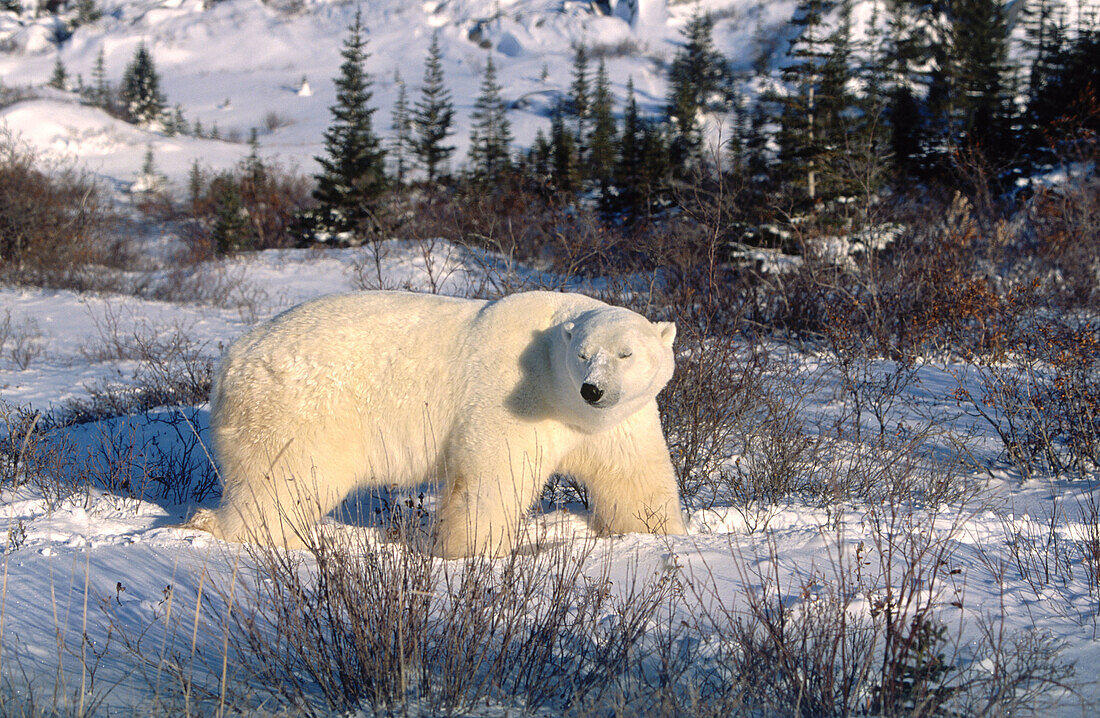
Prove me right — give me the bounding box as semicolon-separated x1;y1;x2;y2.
210;292;488;491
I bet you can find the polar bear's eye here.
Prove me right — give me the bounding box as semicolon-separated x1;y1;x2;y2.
578;352;590;361
618;350;633;359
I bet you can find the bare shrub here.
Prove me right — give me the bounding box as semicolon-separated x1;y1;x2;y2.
261;110;294;132
0;127;123;288
74;304;214;416
589;37;646;59
2;399;216;507
224;527;673;715
0;310;46;369
141;261;274;325
645;495;1072;717
658;329;775;507
180;158;313;257
955;317;1100;480
1082;493;1100;611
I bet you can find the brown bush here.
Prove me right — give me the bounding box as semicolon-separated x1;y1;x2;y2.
1026;175;1100;309
0;128;122;287
181;159;313;257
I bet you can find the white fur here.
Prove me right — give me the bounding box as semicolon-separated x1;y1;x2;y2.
189;290;684;557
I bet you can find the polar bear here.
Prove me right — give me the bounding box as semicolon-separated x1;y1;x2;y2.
188;290;684;557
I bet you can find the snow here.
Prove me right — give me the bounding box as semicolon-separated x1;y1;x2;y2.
0;241;1097;713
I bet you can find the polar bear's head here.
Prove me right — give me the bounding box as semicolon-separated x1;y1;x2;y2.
555;307;676;429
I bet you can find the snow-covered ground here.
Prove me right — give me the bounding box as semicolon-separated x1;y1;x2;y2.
1;243;1098;714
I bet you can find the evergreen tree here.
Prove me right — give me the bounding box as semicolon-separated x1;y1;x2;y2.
773;0;837;202
165;104;187;136
391;71;412;186
816;0;861;199
48;56;67;91
925;0;1012;161
1022;0;1062;98
529;128;552;182
880;0;924;178
1028;21;1100;148
615;78;646;217
136;144;164;193
211;173;250;254
91;46;110;108
640;122;670;200
119;43;166;124
950;0;1012;155
141;144;156;177
312;8;386;236
467;53;512;180
187;159;204;210
244;128;266;185
412;31;456;183
568;43;591;151
72;0;101;27
588;58;617;185
550;103;579;193
666;8;730;174
1023;0;1071;157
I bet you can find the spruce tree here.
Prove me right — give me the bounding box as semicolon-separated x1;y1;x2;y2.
313;8;386;236
120;43;166;124
925;0;1011;161
413;32;456;183
666;8;729;174
640;122;670;201
391;72;412;186
815;0;860;200
48;56;67;91
1028;19;1100;149
550;103;579;193
950;0;1012;155
91;47;110;108
166;104;187;136
879;0;924;178
1023;0;1061;99
568;43;591;150
244;127;266;185
141;144;156;177
467;53;512;180
529;128;552;182
615;78;645;216
187;160;204;210
588;58;617;185
773;0;836;202
72;0;101;27
211;173;250;254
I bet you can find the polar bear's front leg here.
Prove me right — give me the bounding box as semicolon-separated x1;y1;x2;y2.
435;440;548;558
560;402;685;536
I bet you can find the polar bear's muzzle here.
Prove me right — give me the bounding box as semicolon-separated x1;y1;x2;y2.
572;347;623;409
581;382;604;405
579;373;620;408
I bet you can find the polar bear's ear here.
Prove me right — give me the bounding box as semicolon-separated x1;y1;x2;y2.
657;322;676;349
561;321;575;341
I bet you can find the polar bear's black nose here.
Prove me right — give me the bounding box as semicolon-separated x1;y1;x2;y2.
581;383;604;404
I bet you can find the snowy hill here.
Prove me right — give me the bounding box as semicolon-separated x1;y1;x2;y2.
0;0;799;187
